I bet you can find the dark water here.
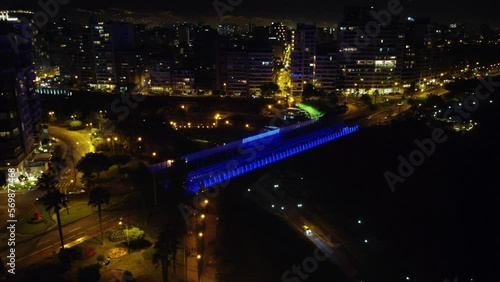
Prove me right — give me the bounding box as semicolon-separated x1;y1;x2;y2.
218;94;500;282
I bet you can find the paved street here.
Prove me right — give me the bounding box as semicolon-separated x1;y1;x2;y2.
183;200;217;282
244;175;359;279
0;196;139;271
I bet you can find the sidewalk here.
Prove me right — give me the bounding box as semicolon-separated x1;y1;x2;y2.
183;202;217;282
200;212;217;282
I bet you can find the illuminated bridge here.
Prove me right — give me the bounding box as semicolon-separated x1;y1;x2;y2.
149;121;360;193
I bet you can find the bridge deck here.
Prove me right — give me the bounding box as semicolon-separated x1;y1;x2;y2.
185;124;359;192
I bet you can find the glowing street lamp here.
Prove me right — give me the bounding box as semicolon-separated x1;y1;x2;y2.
119;217;130;254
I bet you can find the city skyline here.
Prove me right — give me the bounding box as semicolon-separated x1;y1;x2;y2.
0;0;499;28
1;1;500;281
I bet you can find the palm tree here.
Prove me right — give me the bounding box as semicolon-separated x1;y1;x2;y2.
88;186;110;245
153;228;181;282
37;172;59;193
75;152;112;196
373;89;380;104
41;189;68;249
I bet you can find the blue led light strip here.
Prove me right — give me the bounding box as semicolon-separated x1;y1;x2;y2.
185;124;359;192
148;119;319;172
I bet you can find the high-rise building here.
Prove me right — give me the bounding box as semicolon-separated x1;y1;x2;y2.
223;38;274;97
0;19;42;186
193;26;218;91
337;6;405;95
423;22;454;83
402;17;429;94
89;21;138;91
226;47;248;96
247;43;274;95
147;53;172;93
314;42;338;93
49;18;94;86
270;22;289;42
291;23;317;97
175;23;195;46
218;24;237;36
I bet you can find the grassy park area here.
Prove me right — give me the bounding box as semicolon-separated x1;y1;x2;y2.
15;206;168;282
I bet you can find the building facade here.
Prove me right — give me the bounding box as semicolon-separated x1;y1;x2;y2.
291;23;317;97
0;20;42;186
337;6;405;95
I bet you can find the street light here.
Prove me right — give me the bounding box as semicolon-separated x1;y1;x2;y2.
119;217;130;254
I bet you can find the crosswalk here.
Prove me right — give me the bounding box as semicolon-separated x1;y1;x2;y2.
57;179;73;194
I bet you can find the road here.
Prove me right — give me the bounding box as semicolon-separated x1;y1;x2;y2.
0;193;139;271
244;176;359;279
48;126;95;192
341;99;368;122
354;85;450;127
0;126;94;253
0;125;129;273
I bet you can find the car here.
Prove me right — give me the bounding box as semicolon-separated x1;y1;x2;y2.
302;225;312;235
35;195;48;202
68;189;86;195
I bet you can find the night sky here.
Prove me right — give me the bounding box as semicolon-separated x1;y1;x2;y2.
1;0;499;27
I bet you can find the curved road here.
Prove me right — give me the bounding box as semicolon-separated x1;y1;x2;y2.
48;126;95;191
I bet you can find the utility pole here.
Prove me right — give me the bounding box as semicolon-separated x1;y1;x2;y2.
153;172;157;206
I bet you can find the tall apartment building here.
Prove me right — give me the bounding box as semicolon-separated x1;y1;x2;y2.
147;53;172;92
314;42;338;93
49;18;94;86
291;23;317;96
192;26;218;91
270;22;289;42
89;21;139;91
0;20;42;185
423;22;454;82
402;17;429;93
224;38;274;97
337;6;405;95
226;45;248;96
91;21;116;88
247;43;274;95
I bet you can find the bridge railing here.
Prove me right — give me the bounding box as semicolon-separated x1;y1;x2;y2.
180;119;319;163
185;124;359;192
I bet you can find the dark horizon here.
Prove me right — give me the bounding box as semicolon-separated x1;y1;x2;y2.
0;0;499;28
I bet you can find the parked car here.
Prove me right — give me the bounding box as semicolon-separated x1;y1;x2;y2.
35;195;48;202
69;189;86;195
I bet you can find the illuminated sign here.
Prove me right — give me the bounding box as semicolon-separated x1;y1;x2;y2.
0;11;18;21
